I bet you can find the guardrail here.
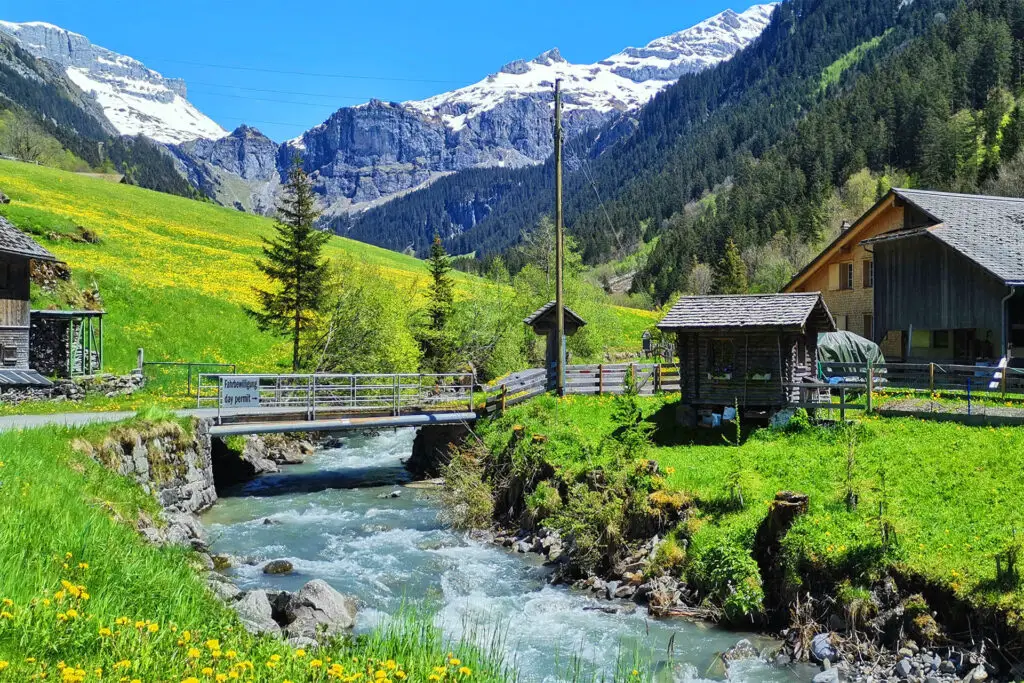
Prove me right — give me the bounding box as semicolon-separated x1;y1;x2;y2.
197;372;475;421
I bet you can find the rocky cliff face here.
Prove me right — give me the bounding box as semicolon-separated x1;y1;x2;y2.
171;126;283;214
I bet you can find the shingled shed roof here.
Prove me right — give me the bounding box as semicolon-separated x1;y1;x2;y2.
658;293;835;331
523;301;586;328
0;216;55;261
872;189;1024;284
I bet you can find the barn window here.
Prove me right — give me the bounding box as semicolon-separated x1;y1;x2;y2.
840;262;854;290
863;260;874;288
707;339;735;380
1;344;16;366
864;314;874;340
0;263;8;290
932;330;950;349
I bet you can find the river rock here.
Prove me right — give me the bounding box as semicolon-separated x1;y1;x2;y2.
813;668;840;683
233;590;281;636
165;512;209;550
207;575;242;602
895;658;913;679
0;191;9;204
263;559;294;575
283;579;357;639
811;633;839;664
724;639;759;661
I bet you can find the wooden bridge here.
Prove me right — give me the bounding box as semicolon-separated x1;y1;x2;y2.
195;363;679;436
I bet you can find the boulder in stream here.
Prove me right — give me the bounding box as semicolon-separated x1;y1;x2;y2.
281;579;357;640
233;590;281;636
263;559;294;575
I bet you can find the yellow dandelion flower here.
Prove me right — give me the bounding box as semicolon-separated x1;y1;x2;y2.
459;666;473;676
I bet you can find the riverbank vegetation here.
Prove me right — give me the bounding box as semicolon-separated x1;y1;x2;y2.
0;160;654;383
470;395;1024;633
0;421;512;681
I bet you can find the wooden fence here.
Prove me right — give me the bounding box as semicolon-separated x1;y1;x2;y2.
819;361;1024;398
480;363;682;415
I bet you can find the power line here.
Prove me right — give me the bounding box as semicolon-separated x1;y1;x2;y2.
189;81;373;100
154;57;465;85
189;90;353;109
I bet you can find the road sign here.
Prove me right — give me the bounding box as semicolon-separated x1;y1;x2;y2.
220;376;260;408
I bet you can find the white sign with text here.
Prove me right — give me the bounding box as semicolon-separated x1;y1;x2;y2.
220;376;260;408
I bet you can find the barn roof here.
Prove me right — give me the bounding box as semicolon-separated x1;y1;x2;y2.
879;189;1024;284
657;293;835;331
523;301;586;327
0;216;56;261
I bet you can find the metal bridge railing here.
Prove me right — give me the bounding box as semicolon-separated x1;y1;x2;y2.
197;372;476;422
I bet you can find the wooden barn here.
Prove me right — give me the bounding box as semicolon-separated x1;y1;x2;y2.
0;216;57;387
658;293;835;419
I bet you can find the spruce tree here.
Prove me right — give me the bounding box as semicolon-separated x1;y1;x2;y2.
249;158;330;371
713;238;748;295
419;234;457;372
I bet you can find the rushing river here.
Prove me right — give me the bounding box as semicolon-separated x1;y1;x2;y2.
202;430;811;682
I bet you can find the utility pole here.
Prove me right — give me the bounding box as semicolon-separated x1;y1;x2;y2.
554;78;566;396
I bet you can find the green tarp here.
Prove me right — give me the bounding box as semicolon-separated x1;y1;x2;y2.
817;331;885;381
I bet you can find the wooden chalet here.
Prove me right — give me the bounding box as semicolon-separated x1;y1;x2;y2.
786;188;1024;363
0;216;56;387
657;293;835;417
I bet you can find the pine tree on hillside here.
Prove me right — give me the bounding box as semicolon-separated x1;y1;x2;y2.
419;234;457;372
713;238;748;295
249;159;330;371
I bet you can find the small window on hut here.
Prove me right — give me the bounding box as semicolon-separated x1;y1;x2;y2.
0;263;9;290
1;344;16;366
707;339;735;380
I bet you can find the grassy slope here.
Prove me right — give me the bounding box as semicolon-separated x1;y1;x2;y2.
485;395;1024;620
0;160;653;375
0;421;508;680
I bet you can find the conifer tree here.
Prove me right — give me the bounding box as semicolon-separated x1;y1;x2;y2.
419;234;457;372
713;238;748;295
249;158;330;371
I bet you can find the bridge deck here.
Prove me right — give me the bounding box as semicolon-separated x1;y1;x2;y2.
207;410;479;437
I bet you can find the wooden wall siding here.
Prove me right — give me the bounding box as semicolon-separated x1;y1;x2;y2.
0;256;29;301
0;328;29;369
675;331;817;407
875;235;1008;344
0;298;29;328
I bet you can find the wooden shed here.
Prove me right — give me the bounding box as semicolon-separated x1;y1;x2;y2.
0;217;56;387
657;293;835;417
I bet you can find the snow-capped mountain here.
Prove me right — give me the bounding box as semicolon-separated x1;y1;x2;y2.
405;4;776;131
177;3;775;219
0;21;225;144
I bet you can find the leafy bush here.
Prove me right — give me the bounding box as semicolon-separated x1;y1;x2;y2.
646;532;688;578
689;540;765;623
524;480;562;527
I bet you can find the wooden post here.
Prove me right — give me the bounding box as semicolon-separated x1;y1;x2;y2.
840;386;847;422
1001;363;1008;399
630;362;635;394
929;363;935;394
598;364;604;395
655;364;662;394
468;371;475;411
137;347;144;374
500;384;507;412
866;366;874;414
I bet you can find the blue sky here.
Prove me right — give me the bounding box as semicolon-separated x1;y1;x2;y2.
3;0;766;142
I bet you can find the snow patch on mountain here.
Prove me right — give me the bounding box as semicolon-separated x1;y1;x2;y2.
0;20;226;144
405;4;776;131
